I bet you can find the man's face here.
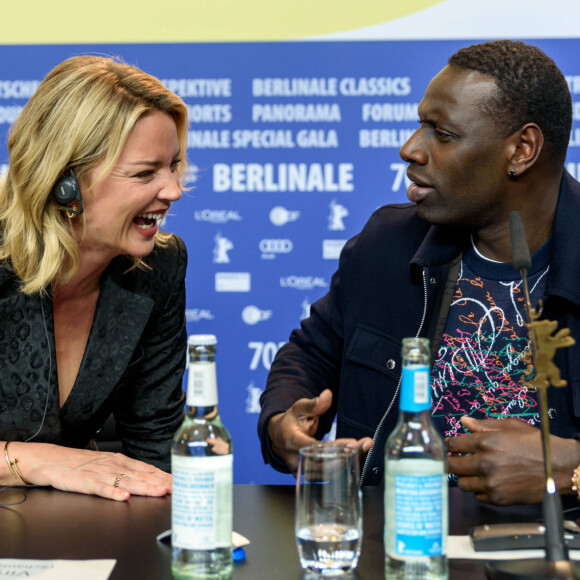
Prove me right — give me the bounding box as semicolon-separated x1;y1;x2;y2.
400;65;512;229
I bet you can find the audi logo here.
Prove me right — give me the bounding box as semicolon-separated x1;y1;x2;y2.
259;239;293;253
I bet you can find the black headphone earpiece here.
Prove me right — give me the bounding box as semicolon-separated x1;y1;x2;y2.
52;169;83;215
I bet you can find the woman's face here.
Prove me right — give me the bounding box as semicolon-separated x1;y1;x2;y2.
77;110;182;264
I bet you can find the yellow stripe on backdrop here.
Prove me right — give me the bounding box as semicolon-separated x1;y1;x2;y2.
2;0;444;44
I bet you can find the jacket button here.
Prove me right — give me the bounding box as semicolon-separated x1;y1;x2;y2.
548;409;557;419
386;359;396;370
372;467;380;476
430;277;437;285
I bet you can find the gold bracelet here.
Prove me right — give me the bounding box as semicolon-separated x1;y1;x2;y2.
572;465;580;500
3;441;32;485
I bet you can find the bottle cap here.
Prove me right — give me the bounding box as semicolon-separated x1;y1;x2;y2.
187;334;217;346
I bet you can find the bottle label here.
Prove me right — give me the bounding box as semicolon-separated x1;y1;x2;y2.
187;362;218;407
172;455;233;550
400;365;431;412
393;473;443;557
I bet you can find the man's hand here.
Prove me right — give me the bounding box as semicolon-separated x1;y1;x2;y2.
267;389;373;475
446;416;580;505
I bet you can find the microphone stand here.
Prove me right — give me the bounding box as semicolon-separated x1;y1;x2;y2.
486;211;580;580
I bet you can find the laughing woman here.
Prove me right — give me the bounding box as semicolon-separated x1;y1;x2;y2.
0;56;189;500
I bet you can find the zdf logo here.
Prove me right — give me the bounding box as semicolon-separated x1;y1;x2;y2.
259;238;293;258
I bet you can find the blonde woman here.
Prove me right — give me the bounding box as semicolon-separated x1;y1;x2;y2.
0;56;189;500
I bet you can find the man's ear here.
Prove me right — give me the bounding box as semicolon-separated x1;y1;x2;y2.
507;123;544;176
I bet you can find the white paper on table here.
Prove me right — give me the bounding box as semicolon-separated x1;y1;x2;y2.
448;535;580;561
0;559;116;579
232;531;250;547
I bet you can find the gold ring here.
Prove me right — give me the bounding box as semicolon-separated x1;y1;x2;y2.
113;473;126;488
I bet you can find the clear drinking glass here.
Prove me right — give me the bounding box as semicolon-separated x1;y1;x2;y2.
295;443;362;575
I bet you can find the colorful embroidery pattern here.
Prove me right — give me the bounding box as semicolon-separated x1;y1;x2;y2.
431;258;550;438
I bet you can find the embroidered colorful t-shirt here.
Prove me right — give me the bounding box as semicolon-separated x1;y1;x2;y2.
431;240;551;438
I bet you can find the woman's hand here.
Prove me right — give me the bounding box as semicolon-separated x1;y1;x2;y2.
4;441;172;501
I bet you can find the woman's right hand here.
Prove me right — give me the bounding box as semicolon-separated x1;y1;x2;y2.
2;441;172;501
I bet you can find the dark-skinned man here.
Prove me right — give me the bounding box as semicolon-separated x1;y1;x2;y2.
258;39;580;506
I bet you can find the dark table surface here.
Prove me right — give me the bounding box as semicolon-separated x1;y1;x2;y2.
0;484;557;579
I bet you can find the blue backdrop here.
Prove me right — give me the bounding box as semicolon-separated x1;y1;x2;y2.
1;39;579;483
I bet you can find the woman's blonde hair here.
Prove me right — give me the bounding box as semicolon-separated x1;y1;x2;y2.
0;55;189;294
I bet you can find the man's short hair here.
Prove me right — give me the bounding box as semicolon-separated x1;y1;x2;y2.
449;40;572;162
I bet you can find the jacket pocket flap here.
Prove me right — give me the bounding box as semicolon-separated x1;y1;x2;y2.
346;325;401;380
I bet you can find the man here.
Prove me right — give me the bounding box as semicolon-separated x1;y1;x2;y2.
258;40;580;506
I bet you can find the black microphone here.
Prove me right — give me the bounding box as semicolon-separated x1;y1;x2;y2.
509;211;532;273
486;211;580;579
509;210;569;563
509;211;535;352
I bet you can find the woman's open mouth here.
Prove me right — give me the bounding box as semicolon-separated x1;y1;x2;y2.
133;212;164;230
